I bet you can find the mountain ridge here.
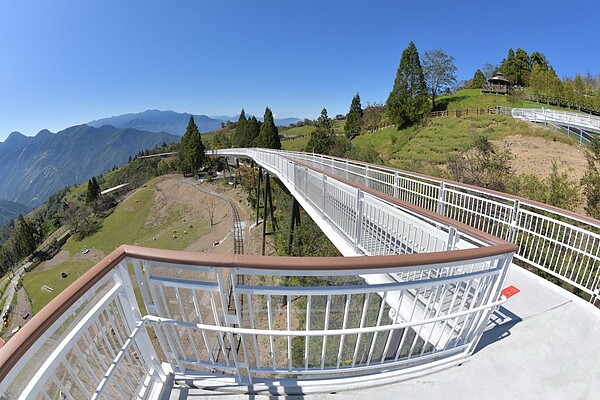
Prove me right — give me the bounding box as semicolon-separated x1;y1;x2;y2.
88;110;300;136
0;124;178;207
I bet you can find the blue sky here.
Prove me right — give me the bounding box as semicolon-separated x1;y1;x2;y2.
1;0;598;141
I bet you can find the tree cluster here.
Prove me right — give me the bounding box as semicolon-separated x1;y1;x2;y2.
0;215;43;276
231;108;281;150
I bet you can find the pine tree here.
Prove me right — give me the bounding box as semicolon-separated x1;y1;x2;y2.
305;108;334;154
470;69;487;89
246;116;261;147
85;177;101;204
386;41;430;128
13;215;39;257
530;51;550;71
514;48;530;86
344;93;363;139
501;48;516;82
501;48;531;86
179;116;205;174
257;107;281;149
232;109;247;148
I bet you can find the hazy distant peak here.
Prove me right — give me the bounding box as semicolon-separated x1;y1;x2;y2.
35;129;54;139
1;131;28;147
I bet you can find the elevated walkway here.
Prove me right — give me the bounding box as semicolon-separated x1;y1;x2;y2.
500;106;600;145
1;149;599;399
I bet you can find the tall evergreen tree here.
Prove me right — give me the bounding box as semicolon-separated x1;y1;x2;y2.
257;107;281;149
470;69;487;89
514;48;530;86
386;41;430;128
530;51;550;71
501;48;517;84
232;109;247;148
179;116;205;174
13;215;39;257
344;93;363;139
246;116;261;147
305;108;334;154
85;177;101;204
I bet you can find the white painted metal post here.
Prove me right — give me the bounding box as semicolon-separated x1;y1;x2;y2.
393;171;399;199
508;199;521;242
114;262;166;383
354;189;364;252
216;269;245;383
437;182;446;216
323;175;327;214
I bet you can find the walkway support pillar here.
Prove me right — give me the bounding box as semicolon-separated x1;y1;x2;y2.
256;166;263;226
287;197;301;254
262;172;276;256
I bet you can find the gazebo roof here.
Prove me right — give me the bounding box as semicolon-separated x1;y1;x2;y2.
488;72;511;85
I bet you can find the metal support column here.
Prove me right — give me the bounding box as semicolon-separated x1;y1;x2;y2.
262;172;270;255
256;166;263;226
287;197;301;254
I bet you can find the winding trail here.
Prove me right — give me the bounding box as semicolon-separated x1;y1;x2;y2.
184;179;245;255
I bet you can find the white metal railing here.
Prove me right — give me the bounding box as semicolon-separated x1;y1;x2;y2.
237;149;600;304
508;107;600;145
0;149;518;398
0;243;514;398
0;257;167;400
510;107;600;133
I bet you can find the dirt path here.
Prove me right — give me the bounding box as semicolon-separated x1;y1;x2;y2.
493;135;590;182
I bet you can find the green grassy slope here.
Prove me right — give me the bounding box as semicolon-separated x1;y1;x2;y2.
352;112;576;173
434;89;577;112
23;177;210;312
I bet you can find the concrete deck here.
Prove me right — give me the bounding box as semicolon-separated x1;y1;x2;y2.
167;264;600;399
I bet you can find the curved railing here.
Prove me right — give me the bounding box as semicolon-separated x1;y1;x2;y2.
228;149;600;304
0;150;517;399
0;244;515;399
507;107;600;145
511;107;600;133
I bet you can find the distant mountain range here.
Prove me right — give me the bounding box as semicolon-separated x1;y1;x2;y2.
0;198;29;227
0;125;178;208
88;110;300;136
0;109;300;219
88;110;223;136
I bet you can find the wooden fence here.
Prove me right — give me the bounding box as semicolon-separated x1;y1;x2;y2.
430;108;498;118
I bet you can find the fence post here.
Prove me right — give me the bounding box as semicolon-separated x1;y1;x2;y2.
508;199;521;242
446;227;459;251
115;262;166;383
354;189;364;252
393;171;399;199
365;166;370;188
345;160;349;180
437;182;446;216
322;175;327;213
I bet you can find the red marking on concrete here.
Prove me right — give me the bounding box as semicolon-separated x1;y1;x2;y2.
501;285;520;299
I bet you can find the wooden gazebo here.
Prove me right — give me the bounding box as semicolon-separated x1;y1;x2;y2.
481;72;511;94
